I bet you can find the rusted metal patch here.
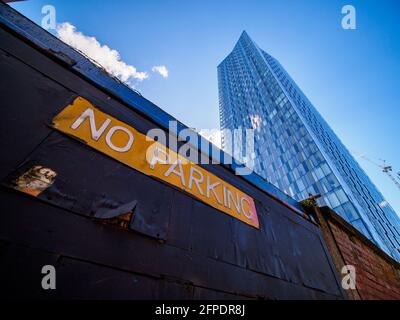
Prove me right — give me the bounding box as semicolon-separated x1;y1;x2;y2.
12;165;56;197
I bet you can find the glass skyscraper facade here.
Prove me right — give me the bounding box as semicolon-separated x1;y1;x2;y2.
218;31;400;261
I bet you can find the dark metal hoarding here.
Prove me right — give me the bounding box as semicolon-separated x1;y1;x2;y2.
0;2;346;299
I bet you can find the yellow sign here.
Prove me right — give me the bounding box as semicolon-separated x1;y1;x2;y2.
52;97;259;228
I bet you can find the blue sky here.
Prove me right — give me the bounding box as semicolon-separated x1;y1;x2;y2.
10;0;400;215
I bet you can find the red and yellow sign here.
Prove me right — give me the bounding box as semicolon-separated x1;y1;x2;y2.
52;97;259;228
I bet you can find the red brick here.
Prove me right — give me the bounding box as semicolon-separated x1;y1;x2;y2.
319;210;400;300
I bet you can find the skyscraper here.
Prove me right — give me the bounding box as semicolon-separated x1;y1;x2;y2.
218;31;400;261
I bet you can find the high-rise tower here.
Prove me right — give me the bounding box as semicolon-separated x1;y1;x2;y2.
218;31;400;260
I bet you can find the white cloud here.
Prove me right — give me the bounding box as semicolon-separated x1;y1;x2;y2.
56;22;148;86
152;65;169;78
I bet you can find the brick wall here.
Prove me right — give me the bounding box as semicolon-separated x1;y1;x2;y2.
312;206;400;300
